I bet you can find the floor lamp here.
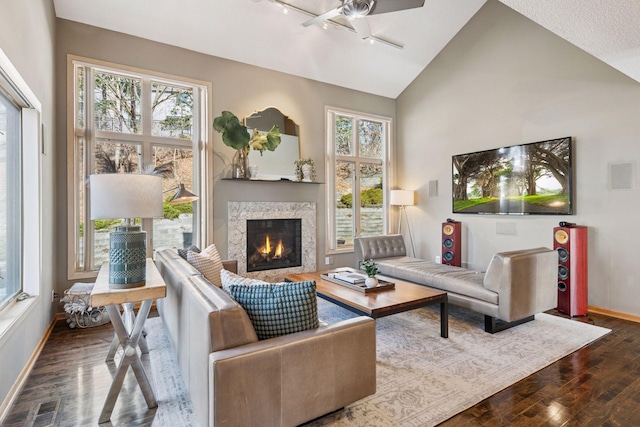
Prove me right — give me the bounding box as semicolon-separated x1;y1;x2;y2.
390;190;416;257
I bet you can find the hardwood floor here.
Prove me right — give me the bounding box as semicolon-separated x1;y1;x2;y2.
442;312;640;426
2;310;639;426
2;312;163;427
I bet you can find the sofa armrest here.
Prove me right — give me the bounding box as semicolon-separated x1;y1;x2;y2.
485;248;558;322
222;259;237;273
208;316;376;427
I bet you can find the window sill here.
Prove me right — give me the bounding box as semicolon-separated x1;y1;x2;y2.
0;295;41;347
326;247;355;256
67;270;99;281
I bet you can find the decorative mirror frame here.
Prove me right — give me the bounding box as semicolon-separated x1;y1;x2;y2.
244;107;300;180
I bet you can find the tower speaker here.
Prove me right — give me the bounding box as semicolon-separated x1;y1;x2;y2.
442;220;461;267
553;224;588;316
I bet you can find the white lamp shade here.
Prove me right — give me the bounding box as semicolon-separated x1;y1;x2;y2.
90;173;164;219
390;190;415;206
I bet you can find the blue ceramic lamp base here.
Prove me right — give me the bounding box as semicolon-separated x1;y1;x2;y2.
108;225;147;289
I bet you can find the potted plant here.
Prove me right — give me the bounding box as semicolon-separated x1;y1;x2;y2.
362;259;380;288
213;111;282;178
294;158;316;182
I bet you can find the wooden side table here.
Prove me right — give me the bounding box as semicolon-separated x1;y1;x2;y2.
90;259;167;424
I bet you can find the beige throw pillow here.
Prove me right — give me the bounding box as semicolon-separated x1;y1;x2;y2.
187;244;224;287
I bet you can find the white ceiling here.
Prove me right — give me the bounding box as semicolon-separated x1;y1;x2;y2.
53;0;640;99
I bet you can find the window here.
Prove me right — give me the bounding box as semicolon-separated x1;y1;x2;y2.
0;48;41;313
0;91;21;309
69;58;208;279
326;107;390;252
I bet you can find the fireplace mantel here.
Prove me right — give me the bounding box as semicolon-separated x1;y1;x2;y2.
221;178;323;184
228;202;316;282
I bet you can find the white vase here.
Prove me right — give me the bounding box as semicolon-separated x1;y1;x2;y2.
365;277;378;288
301;164;313;182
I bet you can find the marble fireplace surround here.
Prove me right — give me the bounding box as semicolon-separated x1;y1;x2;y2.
228;202;316;282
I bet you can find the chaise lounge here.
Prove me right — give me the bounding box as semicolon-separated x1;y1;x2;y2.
354;234;558;333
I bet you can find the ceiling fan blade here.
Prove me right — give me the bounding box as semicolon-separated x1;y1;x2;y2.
349;17;371;39
369;0;425;15
302;7;343;27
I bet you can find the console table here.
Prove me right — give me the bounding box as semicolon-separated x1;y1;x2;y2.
90;259;166;424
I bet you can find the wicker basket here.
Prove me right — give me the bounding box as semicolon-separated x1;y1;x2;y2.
61;283;110;328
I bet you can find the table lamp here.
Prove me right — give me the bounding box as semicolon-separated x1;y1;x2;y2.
390;189;416;257
90;173;163;288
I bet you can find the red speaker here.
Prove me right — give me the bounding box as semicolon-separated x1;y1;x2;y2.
554;225;588;316
442;220;461;267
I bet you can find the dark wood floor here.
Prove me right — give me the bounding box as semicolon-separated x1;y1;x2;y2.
2;310;639;426
443;311;640;426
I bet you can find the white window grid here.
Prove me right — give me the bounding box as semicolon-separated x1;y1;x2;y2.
68;57;209;279
325;106;392;254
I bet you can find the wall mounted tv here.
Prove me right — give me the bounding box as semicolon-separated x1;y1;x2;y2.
452;137;573;215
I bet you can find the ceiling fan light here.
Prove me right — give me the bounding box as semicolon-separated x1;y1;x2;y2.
343;0;375;19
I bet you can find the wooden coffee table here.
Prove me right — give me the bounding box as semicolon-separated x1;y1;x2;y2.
285;270;448;338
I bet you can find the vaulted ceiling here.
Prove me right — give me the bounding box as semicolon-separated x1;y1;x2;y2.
53;0;640;98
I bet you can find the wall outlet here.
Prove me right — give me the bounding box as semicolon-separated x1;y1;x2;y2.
325;256;334;265
435;255;441;264
51;290;59;303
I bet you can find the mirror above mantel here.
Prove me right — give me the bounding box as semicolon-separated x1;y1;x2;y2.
245;107;300;180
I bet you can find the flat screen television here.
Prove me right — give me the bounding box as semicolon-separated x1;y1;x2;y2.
452;137;573;215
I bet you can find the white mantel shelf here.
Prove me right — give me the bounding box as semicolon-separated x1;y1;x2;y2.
221;178;323;184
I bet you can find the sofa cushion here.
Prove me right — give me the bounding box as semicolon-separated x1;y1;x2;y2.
375;259;498;305
225;280;319;340
187;244;224;286
189;275;259;351
220;269;268;289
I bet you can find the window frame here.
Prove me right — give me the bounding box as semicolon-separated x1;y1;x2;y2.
325;106;392;254
67;55;212;280
0;48;42;315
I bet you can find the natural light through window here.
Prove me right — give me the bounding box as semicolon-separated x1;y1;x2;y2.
326;107;390;253
68;58;208;279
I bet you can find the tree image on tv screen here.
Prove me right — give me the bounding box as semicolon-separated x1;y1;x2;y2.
452;137;572;214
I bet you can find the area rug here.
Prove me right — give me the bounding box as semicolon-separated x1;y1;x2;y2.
144;300;609;427
306;299;611;426
143;318;198;426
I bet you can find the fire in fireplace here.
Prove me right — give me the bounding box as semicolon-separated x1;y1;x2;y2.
246;219;302;272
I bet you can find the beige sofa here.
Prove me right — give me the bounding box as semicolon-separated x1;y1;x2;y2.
355;235;558;333
155;249;376;427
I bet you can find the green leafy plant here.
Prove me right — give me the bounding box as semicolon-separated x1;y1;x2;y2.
162;196;193;219
362;259;380;278
294;158;316;181
213;111;281;154
338;187;383;208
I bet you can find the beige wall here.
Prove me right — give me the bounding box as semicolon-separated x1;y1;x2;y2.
55;19;396;292
0;0;57;409
397;0;640;314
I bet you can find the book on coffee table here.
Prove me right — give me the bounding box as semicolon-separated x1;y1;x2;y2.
333;271;368;284
320;269;395;293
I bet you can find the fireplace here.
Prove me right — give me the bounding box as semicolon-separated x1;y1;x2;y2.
246;219;302;272
228;201;316;281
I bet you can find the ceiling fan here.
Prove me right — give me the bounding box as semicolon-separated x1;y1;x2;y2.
302;0;425;39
